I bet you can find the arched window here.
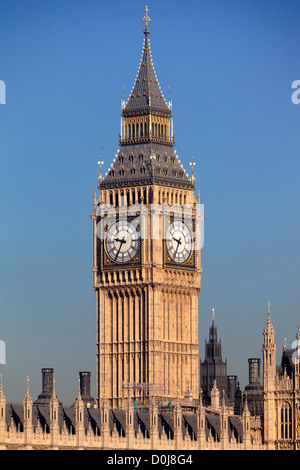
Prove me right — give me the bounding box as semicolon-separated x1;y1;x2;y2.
128;124;131;139
281;403;292;440
115;192;119;207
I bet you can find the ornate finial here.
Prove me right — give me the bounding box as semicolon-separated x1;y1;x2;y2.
168;86;172;110
150;153;156;176
26;376;30;395
212;308;215;321
121;85;126;110
142;5;151;34
190;156;196;184
267;300;271;320
98;157;104;184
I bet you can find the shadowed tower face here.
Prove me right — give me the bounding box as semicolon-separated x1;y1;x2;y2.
92;7;202;408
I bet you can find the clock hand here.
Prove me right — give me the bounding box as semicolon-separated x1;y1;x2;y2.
174;236;182;258
173;236;182;245
115;236;126;260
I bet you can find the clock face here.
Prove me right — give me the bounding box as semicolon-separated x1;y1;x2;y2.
166;221;192;263
105;220;140;263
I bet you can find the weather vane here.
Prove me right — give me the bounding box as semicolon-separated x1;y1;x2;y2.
142;5;151;32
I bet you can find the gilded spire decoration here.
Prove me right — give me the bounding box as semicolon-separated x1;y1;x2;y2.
97;157;104;187
190;156;196;184
142;5;151;34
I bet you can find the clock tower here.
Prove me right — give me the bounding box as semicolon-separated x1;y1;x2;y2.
92;7;202;408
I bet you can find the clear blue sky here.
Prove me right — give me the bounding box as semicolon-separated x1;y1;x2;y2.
0;0;299;405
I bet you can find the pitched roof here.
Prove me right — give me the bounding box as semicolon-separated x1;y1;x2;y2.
123;28;171;116
99;143;195;189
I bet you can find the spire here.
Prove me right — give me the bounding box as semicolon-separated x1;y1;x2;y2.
24;376;31;400
263;301;277;381
209;308;218;343
283;337;287;351
264;300;275;338
123;6;171;116
51;377;57;401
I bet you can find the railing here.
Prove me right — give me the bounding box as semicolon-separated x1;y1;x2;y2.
119;132;175;146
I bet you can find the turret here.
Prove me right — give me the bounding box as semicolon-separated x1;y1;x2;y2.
262;301;277;387
0;375;7;446
49;378;60;446
23;377;33;448
262;301;277;448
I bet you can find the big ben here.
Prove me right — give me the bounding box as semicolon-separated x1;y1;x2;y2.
92;7;202;409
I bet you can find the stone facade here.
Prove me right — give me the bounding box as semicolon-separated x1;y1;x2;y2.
0;309;299;450
262;306;300;450
0;7;298;452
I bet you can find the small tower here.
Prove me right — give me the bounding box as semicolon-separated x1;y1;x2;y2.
149;401;159;446
23;377;33;447
173;403;182;449
49;378;60;446
75;380;85;447
263;301;277;382
262;301;277;448
220;390;229;449
242;393;251;450
210;380;220;410
125;400;135;448
200;309;228;404
0;375;7;446
197;390;206;448
100;395;110;444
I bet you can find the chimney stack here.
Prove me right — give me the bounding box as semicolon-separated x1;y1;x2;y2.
79;372;95;406
34;368;62;405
